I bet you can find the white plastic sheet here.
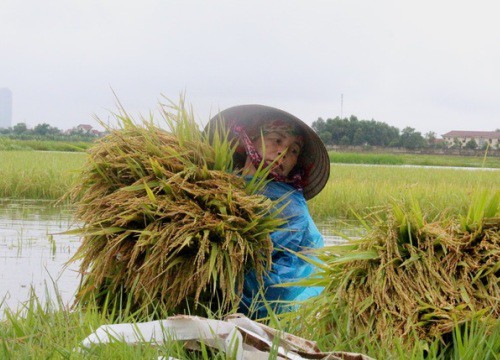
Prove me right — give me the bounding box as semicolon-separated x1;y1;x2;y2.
79;313;374;360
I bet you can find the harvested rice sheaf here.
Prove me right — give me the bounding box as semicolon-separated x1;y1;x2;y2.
68;108;282;317
312;193;499;346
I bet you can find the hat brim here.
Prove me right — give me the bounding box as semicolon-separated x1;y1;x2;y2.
205;104;330;200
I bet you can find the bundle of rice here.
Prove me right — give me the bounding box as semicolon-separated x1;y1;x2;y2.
68;102;283;317
302;192;499;347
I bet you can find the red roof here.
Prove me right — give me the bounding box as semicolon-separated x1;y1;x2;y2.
77;124;93;131
442;131;500;139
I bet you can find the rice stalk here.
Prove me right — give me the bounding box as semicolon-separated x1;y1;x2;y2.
67;97;285;318
298;190;499;349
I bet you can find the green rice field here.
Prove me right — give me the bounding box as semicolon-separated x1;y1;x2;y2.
329;150;500;168
0;137;92;152
309;163;500;220
0;151;86;200
1;150;499;221
1;150;499;359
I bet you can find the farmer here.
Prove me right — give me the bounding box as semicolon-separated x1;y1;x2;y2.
207;105;330;318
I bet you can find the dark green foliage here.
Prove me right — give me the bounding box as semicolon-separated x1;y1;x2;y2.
311;116;400;147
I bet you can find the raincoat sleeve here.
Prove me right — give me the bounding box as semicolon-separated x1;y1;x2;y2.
239;182;324;318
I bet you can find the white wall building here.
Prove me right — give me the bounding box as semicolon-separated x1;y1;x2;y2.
442;130;500;149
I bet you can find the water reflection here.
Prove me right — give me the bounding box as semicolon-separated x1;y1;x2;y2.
0;200;80;314
317;220;364;246
0;200;361;315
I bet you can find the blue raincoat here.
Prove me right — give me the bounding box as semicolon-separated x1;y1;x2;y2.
238;180;324;318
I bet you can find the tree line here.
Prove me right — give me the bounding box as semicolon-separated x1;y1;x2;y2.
312;115;445;150
0;122;101;142
2;119;496;150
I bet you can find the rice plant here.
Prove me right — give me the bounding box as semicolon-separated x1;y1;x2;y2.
0;151;85;200
0;287;244;359
67;97;285;319
309;164;500;220
2;284;497;359
328;151;500;168
292;190;499;354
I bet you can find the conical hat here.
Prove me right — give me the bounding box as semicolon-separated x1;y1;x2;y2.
206;104;330;200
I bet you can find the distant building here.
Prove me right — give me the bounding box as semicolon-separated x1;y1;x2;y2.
0;88;12;129
76;124;93;134
67;124;104;137
442;130;500;149
91;129;104;136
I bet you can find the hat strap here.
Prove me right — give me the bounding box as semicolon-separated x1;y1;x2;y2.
232;125;304;190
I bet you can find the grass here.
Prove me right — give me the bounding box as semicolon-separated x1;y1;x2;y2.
0;151;86;200
1;151;499;221
1;150;499;222
329;151;500;168
1;286;498;359
0;137;92;152
1;152;498;358
309;164;500;220
0;288;230;359
285;303;499;360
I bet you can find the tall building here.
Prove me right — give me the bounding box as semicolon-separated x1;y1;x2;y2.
0;88;13;129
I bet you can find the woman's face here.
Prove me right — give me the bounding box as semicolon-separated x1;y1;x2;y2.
247;129;302;177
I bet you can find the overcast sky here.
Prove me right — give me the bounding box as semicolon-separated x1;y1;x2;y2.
1;0;499;136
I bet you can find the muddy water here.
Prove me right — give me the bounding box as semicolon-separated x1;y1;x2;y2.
0;200;356;315
0;200;80;313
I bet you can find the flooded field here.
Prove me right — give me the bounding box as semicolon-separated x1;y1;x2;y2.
0;200;80;314
0;200;355;316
